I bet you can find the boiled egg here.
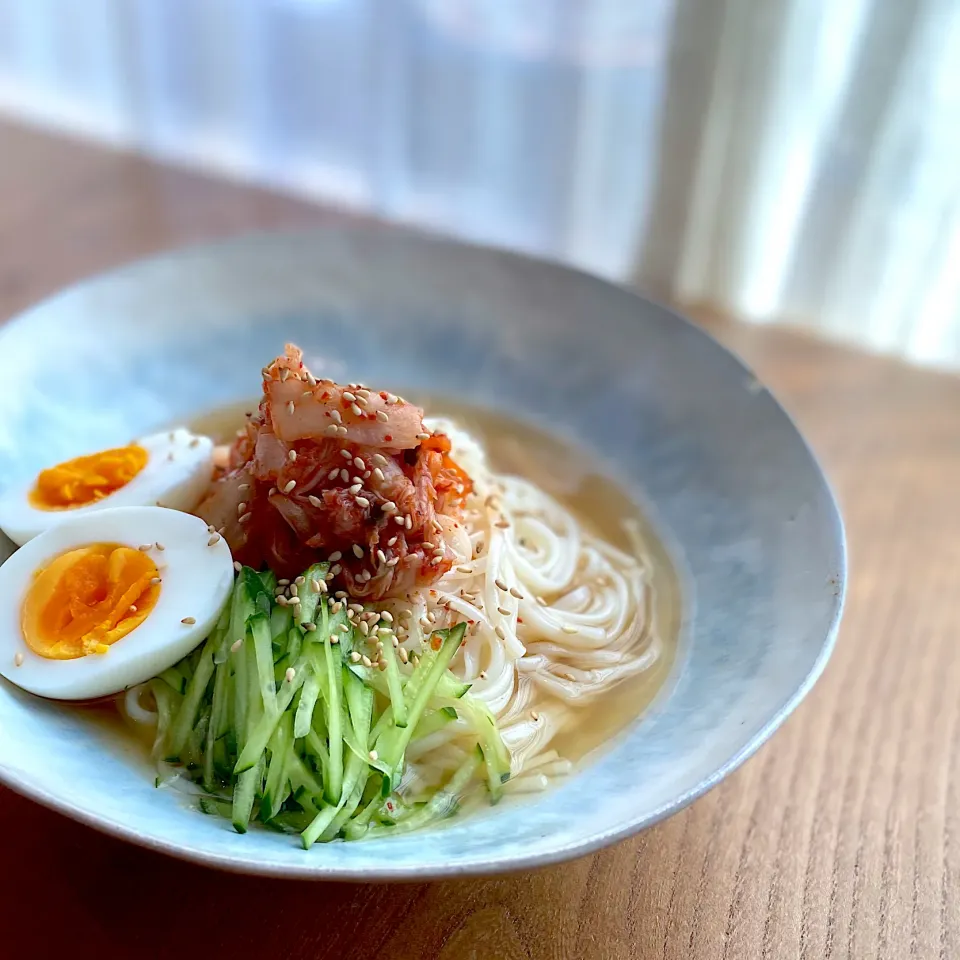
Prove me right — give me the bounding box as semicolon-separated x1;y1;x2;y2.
0;506;234;700
0;428;214;546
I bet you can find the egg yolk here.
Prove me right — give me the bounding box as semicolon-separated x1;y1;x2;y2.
29;444;148;511
21;543;160;659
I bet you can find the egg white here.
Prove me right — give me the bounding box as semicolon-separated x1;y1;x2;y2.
0;428;215;546
0;506;234;700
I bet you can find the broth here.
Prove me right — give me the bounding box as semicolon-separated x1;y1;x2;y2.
189;399;682;766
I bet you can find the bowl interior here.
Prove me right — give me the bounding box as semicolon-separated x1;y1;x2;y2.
0;227;844;878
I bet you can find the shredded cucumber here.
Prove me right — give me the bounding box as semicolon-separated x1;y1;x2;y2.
150;566;509;845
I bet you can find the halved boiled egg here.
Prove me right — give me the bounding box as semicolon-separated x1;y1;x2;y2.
0;428;214;546
0;506;233;700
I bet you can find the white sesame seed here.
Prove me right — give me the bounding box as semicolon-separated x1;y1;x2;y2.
289;583;299;597
231;638;243;653
331;564;342;575
479;670;487;679
285;667;296;683
380;610;394;623
497;606;511;616
457;566;473;574
494;578;508;592
495;626;505;640
352;544;364;558
416;432;430;440
237;502;247;515
359;621;369;636
530;710;540;721
338;622;350;633
287;401;295;415
181;617;196;625
337;468;347;483
509;587;524;600
288;449;297;462
207;534;221;546
151;576;163;585
276;596;288;606
288;596;301;606
330;410;342;424
238;513;252;524
404;515;412;529
327;551;342;562
155;542;165;551
561;624;580;634
238;483;250;492
376;410;389;423
138;544;151;552
361;655;373;668
349;651;362;663
13;653;23;666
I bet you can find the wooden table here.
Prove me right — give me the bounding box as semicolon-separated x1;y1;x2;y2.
1;120;956;959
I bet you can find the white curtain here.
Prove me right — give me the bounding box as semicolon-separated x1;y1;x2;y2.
1;0;958;368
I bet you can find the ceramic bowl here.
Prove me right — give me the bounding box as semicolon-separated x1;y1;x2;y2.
0;226;845;878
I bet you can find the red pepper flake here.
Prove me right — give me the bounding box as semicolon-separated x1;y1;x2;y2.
379;391;388;400
517;617;524;624
384;434;393;442
320;391;330;400
431;634;443;651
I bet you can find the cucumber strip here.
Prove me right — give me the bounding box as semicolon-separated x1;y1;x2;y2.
166;638;217;759
231;754;264;833
270;602;293;642
456;697;511;801
148;679;182;759
376;624;466;790
294;562;329;627
233;655;309;773
239;565;273;618
317;602;345;804
287;751;323;798
262;712;293;821
157;666;187;695
259;569;278;594
301;752;366;848
294;666;321;739
203;659;231;790
362;751;481;839
250;614;279;717
378;636;408;727
408;706;458;742
320;770;367;841
198;796;232;818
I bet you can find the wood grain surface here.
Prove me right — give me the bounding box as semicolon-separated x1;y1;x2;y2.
1;119;957;960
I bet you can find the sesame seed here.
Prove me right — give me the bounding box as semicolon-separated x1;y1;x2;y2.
350;651;362;663
150;576;162;585
361;655;372;668
330;410;342;423
237;502;247;515
155;542;165;552
399;647;409;663
327;551;342;562
368;749;379;761
276;596;288;606
308;495;322;508
331;564;342;575
416;432;430;440
509;587;524;600
479;670;487;679
535;596;547;606
238;483;250;492
325;425;339;436
285;668;296;683
495;626;505;640
181;617;196;625
278;578;290;586
352;544;364;558
287;401;295;415
129;604;138;613
456;566;473;574
380;610;394;623
289;583;299;597
207;534;221;546
495;520;510;529
530;710;540;721
342;390;356;402
561;624;580;634
288;449;297;462
376;410;389;423
494;578;508;592
13;653;23;667
338;622;350;633
231;638;243;653
233;561;242;573
372;454;388;466
239;513;252;524
359;621;369;636
356;496;370;508
497;606;511;616
138;544;151;552
288;596;301;606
